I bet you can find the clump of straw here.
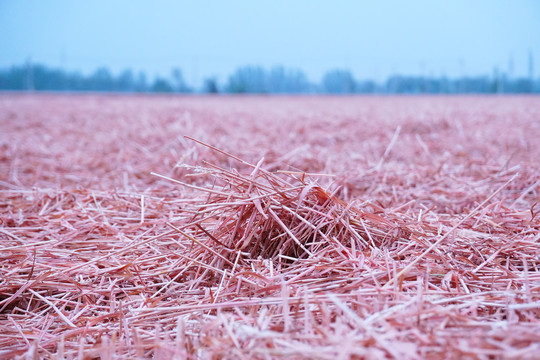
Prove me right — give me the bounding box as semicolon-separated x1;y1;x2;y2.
155;139;411;270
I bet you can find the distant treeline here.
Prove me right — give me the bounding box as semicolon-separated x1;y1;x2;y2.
1;62;539;94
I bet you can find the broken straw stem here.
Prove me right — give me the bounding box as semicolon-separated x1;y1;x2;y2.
375;125;401;170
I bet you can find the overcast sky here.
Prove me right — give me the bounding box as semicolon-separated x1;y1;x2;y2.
1;1;539;85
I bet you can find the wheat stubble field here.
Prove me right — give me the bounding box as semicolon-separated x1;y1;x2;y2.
0;95;539;359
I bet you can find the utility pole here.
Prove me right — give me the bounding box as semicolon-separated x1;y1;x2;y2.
529;51;534;80
191;55;199;91
26;56;34;91
507;54;514;80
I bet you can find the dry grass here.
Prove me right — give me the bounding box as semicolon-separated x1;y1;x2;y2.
1;95;539;359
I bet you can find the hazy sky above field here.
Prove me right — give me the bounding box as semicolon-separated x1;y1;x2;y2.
1;1;539;85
